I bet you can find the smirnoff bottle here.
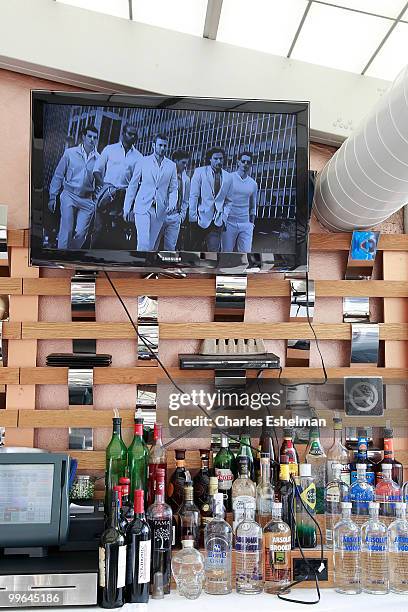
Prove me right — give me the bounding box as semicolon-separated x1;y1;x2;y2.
146;468;172;595
213;434;235;512
263;502;291;594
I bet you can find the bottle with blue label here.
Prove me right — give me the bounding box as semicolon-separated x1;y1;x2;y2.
349;429;375;485
349;464;375;528
333;501;361;594
361;501;389;594
388;501;408;593
204;493;232;595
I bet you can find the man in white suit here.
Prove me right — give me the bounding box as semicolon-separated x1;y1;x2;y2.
123;133;178;251
189;147;233;252
155;149;191;250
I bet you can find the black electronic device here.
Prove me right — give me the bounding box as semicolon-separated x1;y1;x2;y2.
179;352;280;370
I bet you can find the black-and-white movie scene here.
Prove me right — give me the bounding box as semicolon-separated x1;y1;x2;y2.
42;104;297;254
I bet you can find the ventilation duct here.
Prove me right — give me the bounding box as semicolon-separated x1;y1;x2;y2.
314;65;408;231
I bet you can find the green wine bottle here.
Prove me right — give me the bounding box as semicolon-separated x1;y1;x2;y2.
213;434;235;512
127;417;149;501
105;417;127;515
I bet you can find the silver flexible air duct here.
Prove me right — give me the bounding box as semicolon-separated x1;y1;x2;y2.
314;65;408;231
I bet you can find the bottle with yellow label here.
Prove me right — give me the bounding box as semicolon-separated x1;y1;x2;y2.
295;464;317;548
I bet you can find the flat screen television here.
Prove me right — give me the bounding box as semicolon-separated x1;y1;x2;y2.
30;91;310;274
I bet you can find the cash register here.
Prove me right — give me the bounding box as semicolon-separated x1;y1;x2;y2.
0;448;103;607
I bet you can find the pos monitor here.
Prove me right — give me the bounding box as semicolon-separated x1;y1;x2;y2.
0;451;69;549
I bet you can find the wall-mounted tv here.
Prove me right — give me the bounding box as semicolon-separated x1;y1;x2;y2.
30;92;310;274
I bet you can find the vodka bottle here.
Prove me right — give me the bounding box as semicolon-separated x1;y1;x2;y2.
325;463;349;548
361;501;389;594
388;501;408;593
326;417;350;486
263;502;291;594
171;540;204;600
305;426;326;514
333;501;361;594
256;452;274;528
235;507;263;594
204;493;232;595
232;455;256;532
296;463;317;548
375;462;401;526
349;463;374;528
179;484;200;549
349;428;376;485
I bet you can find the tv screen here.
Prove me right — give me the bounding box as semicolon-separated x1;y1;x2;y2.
30;92;309;274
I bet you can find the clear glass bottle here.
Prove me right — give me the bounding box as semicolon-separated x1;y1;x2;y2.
256;452;274;528
179;484;200;549
296;463;317;548
147;423;167;508
171;540;204;600
199;476;219;548
263;502;291;594
235;507;263;594
361;501;389;594
375;462;402;526
326;417;350;486
333;501;361;594
325;463;350;549
204;492;232;595
388;501;408;594
237;433;255;482
305;426;326;515
146;468;172;595
349;463;375;528
232;456;256;532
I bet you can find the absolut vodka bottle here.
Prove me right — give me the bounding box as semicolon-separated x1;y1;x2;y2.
361;501;389;594
235;507;263;594
333;502;361;594
388;501;408;593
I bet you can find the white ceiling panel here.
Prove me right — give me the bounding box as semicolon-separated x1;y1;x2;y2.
131;0;208;36
292;3;390;73
217;0;308;56
56;0;130;19
365;22;408;80
316;0;407;19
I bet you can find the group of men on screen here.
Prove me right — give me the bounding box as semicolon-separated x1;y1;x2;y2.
48;122;258;253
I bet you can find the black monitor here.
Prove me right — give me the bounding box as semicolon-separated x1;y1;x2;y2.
30;91;310;274
0;451;69;548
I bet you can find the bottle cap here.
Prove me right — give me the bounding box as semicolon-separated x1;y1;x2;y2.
369;501;379;509
383;428;393;438
283;427;292;437
134;489;144;513
221;434;229;447
153;423;162;440
357;428;367;437
181;539;194;548
134;417;144;425
119;477;130;484
152;571;164;599
300;463;311;477
112;417;121;425
341;502;352;509
333;417;343;429
356;463;367;470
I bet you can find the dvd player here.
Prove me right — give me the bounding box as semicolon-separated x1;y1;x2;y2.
179;353;280;370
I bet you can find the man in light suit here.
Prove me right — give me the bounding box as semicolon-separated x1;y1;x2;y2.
155;150;191;250
189;147;233;252
123;133;178;251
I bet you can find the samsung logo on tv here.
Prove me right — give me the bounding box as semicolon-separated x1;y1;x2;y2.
158;254;182;262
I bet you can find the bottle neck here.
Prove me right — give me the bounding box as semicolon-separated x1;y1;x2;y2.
282;437;293;449
396;508;407;521
342;508;352;520
113;422;122;438
133;423;143;438
357;437;368;460
134;492;145;516
221;435;229;449
333;426;343;443
201;458;209;471
155;480;165;504
383;437;395;459
239;469;249;479
272;507;282;521
153;424;163;446
356;469;367;483
261;461;270;484
369;508;379;521
110;497;120;529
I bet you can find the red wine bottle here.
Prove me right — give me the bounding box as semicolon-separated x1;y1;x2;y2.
146;468;172;595
126;489;151;604
98;490;127;609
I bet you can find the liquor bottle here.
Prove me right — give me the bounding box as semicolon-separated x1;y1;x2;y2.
275;456;295;548
171;540;205;600
263;502;291;594
147;423;167;508
105;417;127;515
256;452;274;528
125;489;151;604
361;501;389;594
167;449;191;516
193;449;210;508
213;434;235;512
146;468;172;595
119;477;133;524
237;433;255;481
349;463;375;527
375;427;404;487
326;417;350;486
349;428;376;486
305;426;326;514
98;490;127;609
279;428;298;477
204;492;232;595
199;476;218;548
232;455;256;532
324;463;349;549
374;462;401;524
258;423;279;486
388;501;408;593
235;507;263;594
127;417;149;502
113;485;129;534
178;484;200;548
333;501;361;594
296;463;317;548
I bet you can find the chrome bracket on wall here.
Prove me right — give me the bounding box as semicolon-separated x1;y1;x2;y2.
137;273;159;361
68;367;94;406
68;427;93;450
350;323;379;365
136;384;157;427
71;271;97;354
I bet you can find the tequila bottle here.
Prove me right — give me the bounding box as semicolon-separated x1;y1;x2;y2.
326;417;350;486
349;463;374;528
232;456;256;532
204;493;232;595
263;502;291;594
256;452;274;528
361;501;389;594
333;501;361;594
375;462;401;525
305;426;326;514
325;463;349;548
388;501;408;593
235;508;263;594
